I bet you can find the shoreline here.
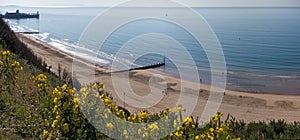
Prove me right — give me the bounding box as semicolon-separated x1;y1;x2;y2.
18;33;298;96
17;33;300;123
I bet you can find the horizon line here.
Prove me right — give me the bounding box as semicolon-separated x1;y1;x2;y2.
1;5;300;8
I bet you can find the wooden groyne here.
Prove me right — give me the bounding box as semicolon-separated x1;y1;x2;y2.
18;31;39;34
130;62;165;70
112;56;165;73
112;62;165;73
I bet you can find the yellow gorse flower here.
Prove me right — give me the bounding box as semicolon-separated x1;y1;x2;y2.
175;106;182;112
42;130;48;138
52;119;58;128
1;50;10;56
123;129;128;135
208;135;214;140
73;97;79;108
137;128;142;134
200;134;206;139
104;98;112;105
53;97;58;103
132;113;137;121
11;60;20;67
56;115;61;120
61;84;67;91
106;123;113;130
173;119;177;128
54;105;58;112
184;117;193;126
140;110;147;119
53;88;59;95
36;74;47;82
142;132;149;138
99;83;104;89
174;131;183;137
148;122;159;132
63;123;69;132
219;127;224;132
69;88;75;95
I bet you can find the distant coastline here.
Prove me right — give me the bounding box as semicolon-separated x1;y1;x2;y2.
1;5;300;9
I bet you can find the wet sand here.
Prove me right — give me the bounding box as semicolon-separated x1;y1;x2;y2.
17;33;300;123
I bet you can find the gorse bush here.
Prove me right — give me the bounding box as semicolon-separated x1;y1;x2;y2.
0;50;22;88
0;42;239;139
46;82;240;140
45;83;94;139
78;83;178;139
0;44;101;139
230;116;300;139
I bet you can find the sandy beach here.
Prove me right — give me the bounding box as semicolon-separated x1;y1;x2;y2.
16;33;300;123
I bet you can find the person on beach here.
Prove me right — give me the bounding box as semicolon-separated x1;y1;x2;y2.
161;89;167;96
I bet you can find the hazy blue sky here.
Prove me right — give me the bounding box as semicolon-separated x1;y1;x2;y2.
1;0;300;7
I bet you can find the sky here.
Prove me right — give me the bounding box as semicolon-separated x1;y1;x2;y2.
0;0;300;7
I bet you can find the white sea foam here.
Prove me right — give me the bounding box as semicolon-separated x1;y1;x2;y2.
274;75;300;79
5;22;130;67
10;25;26;32
32;32;50;41
8;21;38;33
48;38;111;65
73;43;141;68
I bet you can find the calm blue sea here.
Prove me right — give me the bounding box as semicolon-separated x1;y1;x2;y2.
1;6;300;94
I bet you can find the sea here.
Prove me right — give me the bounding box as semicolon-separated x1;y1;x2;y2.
1;6;300;94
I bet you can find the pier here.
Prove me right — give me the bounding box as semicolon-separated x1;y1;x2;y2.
2;9;40;34
1;10;39;19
